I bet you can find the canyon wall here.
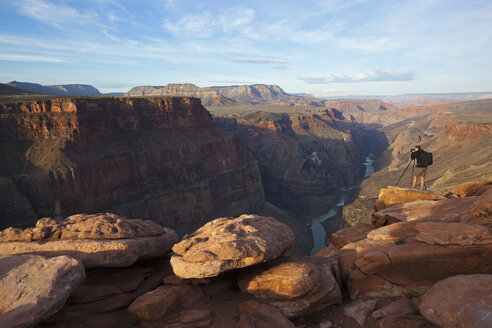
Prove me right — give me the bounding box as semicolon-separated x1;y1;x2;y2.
215;109;367;217
0;97;264;230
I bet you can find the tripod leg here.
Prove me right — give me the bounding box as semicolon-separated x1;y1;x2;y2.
410;160;415;188
395;159;414;186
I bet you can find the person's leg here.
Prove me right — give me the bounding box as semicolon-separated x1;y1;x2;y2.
420;176;425;190
412;175;417;188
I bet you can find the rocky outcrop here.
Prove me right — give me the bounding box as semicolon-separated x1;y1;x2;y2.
126;84;235;106
374;186;446;212
170;215;294;278
0;213;178;268
0;255;85;328
237;256;342;318
339;189;492;299
420;274;492;328
0;97;264;230
215;110;364;217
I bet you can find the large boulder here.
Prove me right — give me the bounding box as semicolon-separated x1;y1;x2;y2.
237;256;341;318
339;191;492;299
374;186;446;212
420;274;492;328
170;215;294;279
0;255;85;328
0;213;178;268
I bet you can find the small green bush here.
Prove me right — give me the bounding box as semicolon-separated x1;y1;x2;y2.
395;237;406;245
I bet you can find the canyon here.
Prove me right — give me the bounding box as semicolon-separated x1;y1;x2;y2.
0;85;491;327
0;97;264;234
1;89;491;255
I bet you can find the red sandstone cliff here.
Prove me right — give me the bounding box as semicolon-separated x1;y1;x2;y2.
215;110;364;217
0;97;264;229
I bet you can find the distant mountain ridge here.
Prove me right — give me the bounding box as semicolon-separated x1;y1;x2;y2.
210;84;299;104
0;83;31;95
7;81;102;96
125;83;235;106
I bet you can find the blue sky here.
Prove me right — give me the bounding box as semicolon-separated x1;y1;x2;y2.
0;0;491;96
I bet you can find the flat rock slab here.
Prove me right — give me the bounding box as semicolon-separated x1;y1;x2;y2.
0;213;178;268
374;186;446;212
0;213;170;242
171;215;294;278
0;234;176;268
0;255;85;328
420;274;492;328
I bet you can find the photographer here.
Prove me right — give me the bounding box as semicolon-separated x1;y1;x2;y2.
410;145;428;190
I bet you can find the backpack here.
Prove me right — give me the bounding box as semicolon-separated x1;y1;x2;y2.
420;151;433;166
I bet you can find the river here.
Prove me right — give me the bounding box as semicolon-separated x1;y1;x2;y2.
309;155;375;255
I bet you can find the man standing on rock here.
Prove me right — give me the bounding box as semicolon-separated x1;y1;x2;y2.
411;145;429;190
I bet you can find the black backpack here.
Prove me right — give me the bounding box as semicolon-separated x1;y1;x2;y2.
420;150;433;166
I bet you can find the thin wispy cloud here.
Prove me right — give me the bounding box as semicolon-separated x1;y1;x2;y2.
232;58;286;64
1;0;491;94
14;0;98;29
300;68;415;84
164;8;255;38
0;54;66;63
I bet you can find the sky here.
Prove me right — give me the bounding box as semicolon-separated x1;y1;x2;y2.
0;0;491;96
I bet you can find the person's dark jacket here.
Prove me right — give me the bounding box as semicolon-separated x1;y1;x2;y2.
411;149;427;167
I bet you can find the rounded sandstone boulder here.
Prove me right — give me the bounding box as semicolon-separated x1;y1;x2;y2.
0;213;178;268
170;214;294;279
237;256;342;318
420;274;492;328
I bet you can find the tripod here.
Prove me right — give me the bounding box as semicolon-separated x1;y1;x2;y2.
395;159;415;187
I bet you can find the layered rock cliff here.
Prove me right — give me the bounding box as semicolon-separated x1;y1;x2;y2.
210;84;300;104
125;84;235;106
0;97;264;230
215;109;365;217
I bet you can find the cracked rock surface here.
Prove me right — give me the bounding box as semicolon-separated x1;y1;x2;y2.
171;214;294;279
339;188;492;299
